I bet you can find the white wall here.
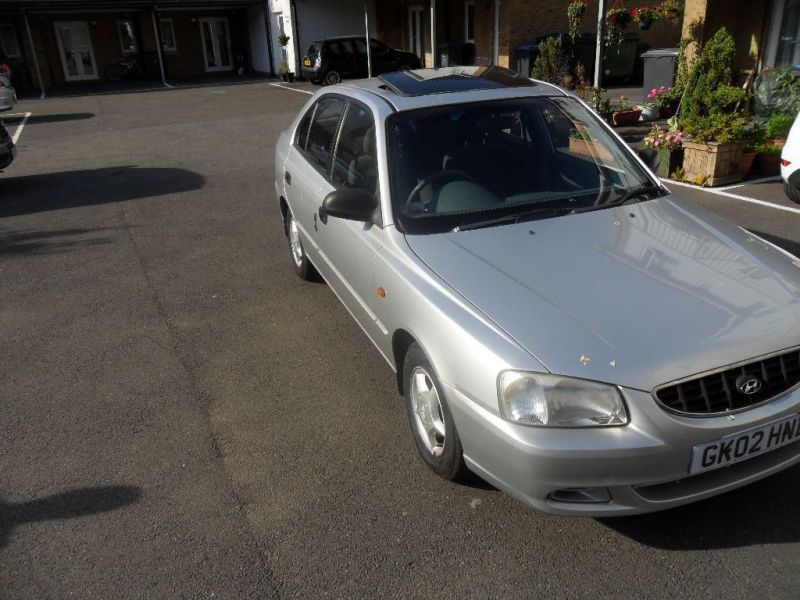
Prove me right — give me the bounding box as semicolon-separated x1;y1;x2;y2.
268;0;376;75
247;4;271;74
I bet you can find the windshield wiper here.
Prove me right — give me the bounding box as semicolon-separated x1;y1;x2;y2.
451;206;576;232
608;183;665;206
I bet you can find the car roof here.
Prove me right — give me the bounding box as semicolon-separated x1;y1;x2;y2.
338;66;566;112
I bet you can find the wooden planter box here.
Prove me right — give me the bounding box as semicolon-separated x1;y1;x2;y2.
682;140;743;186
569;138;614;161
656;148;683;178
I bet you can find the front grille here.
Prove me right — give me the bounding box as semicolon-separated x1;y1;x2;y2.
655;348;800;415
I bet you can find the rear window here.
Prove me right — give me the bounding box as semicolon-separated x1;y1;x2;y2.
306;41;321;57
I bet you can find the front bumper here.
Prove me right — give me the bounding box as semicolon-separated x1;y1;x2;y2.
444;381;800;516
0;88;17;112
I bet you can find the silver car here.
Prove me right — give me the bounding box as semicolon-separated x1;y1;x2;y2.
0;71;17;113
274;66;800;516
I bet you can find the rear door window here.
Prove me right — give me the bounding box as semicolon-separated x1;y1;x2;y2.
325;39;354;59
304;96;347;174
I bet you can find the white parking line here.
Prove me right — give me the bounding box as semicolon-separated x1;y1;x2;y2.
663;177;800;215
719;175;782;190
269;82;314;95
5;111;31;144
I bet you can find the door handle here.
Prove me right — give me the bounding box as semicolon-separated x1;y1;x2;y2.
285;171;292;185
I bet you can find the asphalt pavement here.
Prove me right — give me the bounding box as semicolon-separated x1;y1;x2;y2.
1;80;800;599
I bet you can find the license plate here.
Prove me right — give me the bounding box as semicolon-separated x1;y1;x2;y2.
303;59;311;66
689;413;800;475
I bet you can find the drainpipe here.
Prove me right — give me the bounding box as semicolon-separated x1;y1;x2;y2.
430;0;436;67
263;0;275;77
364;0;372;77
492;0;500;66
22;11;45;99
593;0;605;87
289;0;302;79
151;6;169;87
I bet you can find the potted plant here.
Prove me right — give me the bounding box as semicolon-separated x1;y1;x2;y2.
644;124;684;177
677;27;749;186
605;7;632;49
531;37;568;84
611;95;642;126
753;143;783;175
567;0;588;42
589;87;613;122
765;113;793;148
738;123;764;177
277;33;293;82
658;0;683;24
631;6;659;30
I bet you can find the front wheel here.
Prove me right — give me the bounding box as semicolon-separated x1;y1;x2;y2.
285;210;318;281
403;343;467;481
785;181;800;204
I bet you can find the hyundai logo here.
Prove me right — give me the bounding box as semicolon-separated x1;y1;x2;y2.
735;374;762;395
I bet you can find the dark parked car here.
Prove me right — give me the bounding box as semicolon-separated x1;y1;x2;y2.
301;36;420;86
0;119;15;171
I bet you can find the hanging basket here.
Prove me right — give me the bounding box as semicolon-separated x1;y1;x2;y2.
605;6;632;49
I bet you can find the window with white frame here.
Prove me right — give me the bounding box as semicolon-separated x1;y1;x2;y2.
0;24;21;58
117;19;138;54
159;18;177;52
465;1;475;43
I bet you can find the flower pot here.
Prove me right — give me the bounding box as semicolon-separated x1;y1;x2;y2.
287;72;295;83
658;105;673;119
640;105;659;122
656;148;683;178
682;140;743;186
638;18;653;30
611;108;642;126
281;73;288;82
569;138;614;161
767;138;786;149
754;152;781;175
739;151;756;177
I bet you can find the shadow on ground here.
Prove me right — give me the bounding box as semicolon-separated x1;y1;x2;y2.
599;464;800;550
0;226;117;257
751;229;800;257
0;485;142;548
3;113;95;125
0;166;205;218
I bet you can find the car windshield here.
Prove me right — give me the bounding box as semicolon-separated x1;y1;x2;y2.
386;97;657;234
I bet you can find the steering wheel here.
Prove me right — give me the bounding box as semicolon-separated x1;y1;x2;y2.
406;171;474;214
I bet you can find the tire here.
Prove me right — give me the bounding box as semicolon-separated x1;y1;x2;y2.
785;181;800;204
403;343;468;481
285;209;318;281
105;65;124;83
323;70;341;86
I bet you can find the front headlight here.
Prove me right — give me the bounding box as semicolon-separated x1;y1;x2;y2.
497;371;628;427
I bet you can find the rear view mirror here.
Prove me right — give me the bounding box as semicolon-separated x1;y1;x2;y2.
319;188;377;224
638;148;660;172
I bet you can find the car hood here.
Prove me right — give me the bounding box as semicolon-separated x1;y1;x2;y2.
405;196;800;391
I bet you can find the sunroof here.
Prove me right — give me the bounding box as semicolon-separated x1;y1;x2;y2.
378;66;536;96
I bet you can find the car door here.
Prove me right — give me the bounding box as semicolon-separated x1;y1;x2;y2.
314;99;386;341
325;39;359;79
287;95;347;266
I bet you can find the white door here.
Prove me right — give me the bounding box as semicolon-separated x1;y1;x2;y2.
199;17;233;72
408;5;424;60
54;21;98;81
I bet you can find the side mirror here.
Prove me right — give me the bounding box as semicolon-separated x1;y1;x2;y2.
638;148;660;172
319;187;377;224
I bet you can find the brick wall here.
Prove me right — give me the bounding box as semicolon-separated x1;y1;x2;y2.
374;0;681;71
682;0;770;73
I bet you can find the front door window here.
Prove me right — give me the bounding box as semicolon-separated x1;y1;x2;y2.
55;21;98;81
776;0;800;66
200;18;233;71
